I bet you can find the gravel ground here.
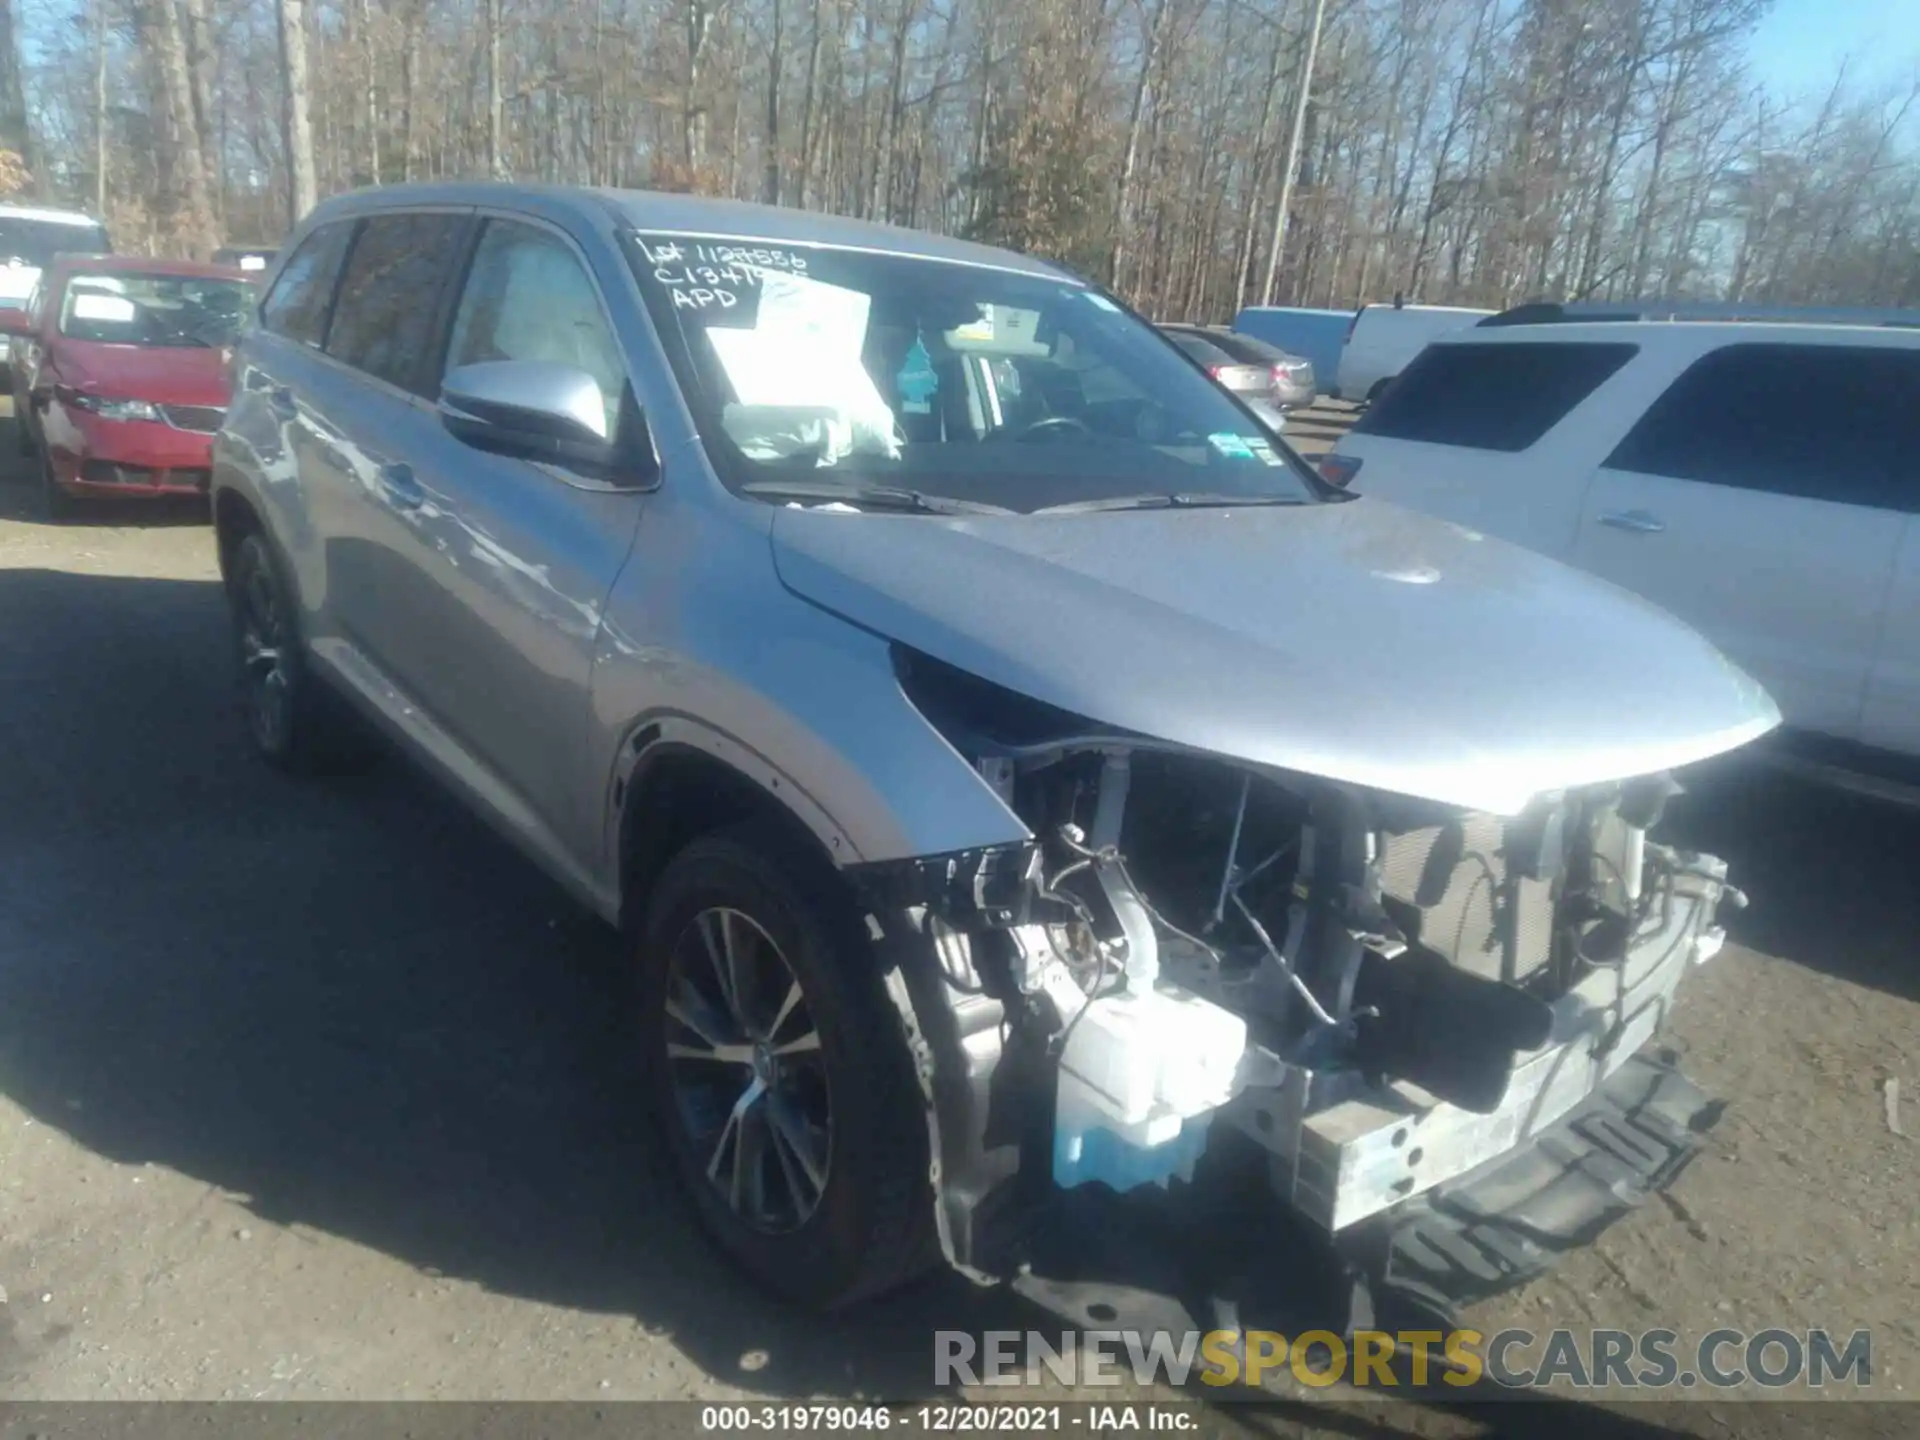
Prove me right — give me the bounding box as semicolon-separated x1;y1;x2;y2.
0;425;1913;1435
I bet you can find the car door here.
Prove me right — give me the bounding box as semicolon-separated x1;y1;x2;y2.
363;212;651;863
1849;360;1920;758
221;217;359;623
1336;338;1640;557
1569;342;1920;743
301;209;476;688
16;277;56;422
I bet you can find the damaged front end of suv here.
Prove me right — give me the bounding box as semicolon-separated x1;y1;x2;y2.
849;641;1757;1330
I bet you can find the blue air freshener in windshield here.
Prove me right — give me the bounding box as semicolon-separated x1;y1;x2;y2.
897;334;939;415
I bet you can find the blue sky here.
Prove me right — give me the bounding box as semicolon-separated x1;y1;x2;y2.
1746;0;1920;102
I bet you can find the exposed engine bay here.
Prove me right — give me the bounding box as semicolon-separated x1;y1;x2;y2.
854;650;1743;1319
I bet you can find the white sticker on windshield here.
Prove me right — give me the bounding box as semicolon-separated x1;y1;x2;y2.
71;293;136;322
1084;293;1121;312
705;269;898;464
1247;438;1286;466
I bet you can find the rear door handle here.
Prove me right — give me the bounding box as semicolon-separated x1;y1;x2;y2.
1597;509;1665;534
377;462;424;510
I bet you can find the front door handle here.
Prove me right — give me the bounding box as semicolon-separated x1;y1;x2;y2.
377;462;424;510
1597;509;1666;534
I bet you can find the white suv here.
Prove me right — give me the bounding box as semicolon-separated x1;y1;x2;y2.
1323;321;1920;761
0;203;112;309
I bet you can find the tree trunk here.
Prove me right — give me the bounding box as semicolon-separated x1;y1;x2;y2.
763;0;782;203
797;0;826;206
1110;0;1166;289
278;0;319;225
184;0;222;220
875;0;914;222
1235;28;1287;310
93;0;109;217
684;0;717;175
400;5;421;182
144;0;219;256
593;0;609;184
0;0;35;189
1263;0;1329;304
1576;38;1639;298
359;0;379;184
488;0;507;177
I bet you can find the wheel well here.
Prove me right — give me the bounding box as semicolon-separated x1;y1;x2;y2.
617;744;841;933
213;489;263;588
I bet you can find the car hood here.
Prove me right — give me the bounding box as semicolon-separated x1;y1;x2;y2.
768;496;1780;814
57;342;230;406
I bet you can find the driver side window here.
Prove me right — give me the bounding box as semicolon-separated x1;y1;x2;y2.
444;220;627;437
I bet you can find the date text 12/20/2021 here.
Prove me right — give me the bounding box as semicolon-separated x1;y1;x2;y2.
700;1407;1198;1432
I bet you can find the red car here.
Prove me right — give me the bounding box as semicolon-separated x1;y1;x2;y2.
3;256;254;518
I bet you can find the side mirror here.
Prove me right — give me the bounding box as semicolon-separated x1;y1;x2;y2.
440;360;629;475
0;305;33;338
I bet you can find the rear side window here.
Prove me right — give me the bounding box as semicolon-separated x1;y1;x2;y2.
1164;331;1233;366
324;212;469;393
1353;341;1638;452
1604;344;1920;511
1208;332;1289;366
259;221;353;346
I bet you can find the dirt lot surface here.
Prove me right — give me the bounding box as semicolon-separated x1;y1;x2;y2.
0;420;1913;1437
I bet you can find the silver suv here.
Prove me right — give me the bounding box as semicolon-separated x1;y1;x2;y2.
213;184;1778;1319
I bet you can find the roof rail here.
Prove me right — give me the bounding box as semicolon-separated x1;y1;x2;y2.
1478;299;1920;329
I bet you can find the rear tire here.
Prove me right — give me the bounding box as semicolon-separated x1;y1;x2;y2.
227;531;366;773
639;822;934;1309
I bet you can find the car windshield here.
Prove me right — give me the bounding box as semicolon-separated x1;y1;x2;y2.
0;217;110;267
624;232;1320;513
59;272;254;348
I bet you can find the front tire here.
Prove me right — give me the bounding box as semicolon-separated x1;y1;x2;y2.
38;446;75;521
640;823;933;1309
227;531;363;773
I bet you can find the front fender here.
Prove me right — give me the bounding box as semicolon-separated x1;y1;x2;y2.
589;495;1030;884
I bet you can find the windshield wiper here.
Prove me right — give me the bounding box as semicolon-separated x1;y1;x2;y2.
741;480;1012;516
1033;491;1311;514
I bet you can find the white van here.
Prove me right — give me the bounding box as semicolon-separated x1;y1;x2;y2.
1335;301;1492;401
1322;320;1920;764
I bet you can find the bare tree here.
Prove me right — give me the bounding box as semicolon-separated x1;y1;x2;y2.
0;0;35;188
487;0;505;179
278;0;318;224
91;0;108;218
1263;0;1330;303
139;0;218;255
4;0;1916;309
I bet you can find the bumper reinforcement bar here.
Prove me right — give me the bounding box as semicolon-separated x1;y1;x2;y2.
1011;1049;1722;1344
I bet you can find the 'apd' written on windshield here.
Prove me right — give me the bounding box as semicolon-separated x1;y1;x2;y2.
635;236;812;311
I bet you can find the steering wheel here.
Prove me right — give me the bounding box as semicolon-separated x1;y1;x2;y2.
1014;414;1093;442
